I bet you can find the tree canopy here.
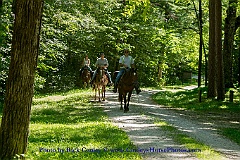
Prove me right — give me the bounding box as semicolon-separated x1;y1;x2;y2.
0;0;240;93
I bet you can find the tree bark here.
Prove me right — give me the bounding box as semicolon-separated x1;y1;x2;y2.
207;0;217;98
215;0;225;100
198;0;203;88
0;0;44;159
223;0;238;88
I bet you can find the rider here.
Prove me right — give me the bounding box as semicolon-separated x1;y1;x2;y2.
113;48;141;94
91;53;113;85
79;54;92;76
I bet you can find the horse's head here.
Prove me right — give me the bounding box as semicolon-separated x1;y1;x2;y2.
95;67;108;84
122;68;138;83
96;67;104;76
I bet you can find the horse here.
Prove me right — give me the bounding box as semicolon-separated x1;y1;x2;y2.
118;68;138;113
81;66;92;88
92;67;109;102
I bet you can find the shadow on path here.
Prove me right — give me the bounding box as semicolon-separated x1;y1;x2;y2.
100;89;240;160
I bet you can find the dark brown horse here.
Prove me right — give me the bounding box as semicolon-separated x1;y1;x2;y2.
93;67;108;101
118;68;138;112
81;66;92;88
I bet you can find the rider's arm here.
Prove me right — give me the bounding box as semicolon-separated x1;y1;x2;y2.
119;63;127;68
95;59;99;67
119;56;127;68
104;59;109;68
87;59;90;66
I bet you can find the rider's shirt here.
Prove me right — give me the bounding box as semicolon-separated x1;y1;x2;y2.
119;55;134;68
95;58;109;67
83;58;90;66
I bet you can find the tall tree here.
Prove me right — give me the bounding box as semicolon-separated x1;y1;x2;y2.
208;0;217;98
0;0;44;159
215;0;225;100
208;0;224;99
223;0;238;88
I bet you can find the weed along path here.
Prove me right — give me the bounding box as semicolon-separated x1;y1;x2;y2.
99;89;240;160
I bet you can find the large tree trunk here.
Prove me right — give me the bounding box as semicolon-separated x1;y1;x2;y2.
208;0;224;100
223;0;238;88
207;0;217;98
0;0;44;159
215;0;225;100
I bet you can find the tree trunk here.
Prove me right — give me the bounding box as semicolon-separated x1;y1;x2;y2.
223;0;238;88
0;0;2;14
215;0;225;100
0;0;44;159
207;0;217;98
238;42;240;85
198;0;203;88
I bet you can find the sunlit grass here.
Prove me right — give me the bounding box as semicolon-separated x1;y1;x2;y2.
152;87;240;112
220;128;240;146
155;120;224;160
152;86;240;152
26;89;142;159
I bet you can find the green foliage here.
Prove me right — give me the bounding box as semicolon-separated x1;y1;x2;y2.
2;0;232;92
0;0;13;96
27;89;142;159
35;0;207;91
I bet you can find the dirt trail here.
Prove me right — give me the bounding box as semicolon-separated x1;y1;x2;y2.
99;89;240;160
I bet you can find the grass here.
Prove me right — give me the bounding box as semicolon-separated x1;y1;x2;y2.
152;87;240;112
152;86;240;152
154;120;224;160
220;128;240;146
25;88;142;159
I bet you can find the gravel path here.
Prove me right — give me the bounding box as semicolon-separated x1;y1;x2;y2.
99;89;240;160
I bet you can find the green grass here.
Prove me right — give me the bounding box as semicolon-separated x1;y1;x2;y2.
155;120;224;160
220;128;240;146
26;89;142;159
152;87;240;112
152;86;240;154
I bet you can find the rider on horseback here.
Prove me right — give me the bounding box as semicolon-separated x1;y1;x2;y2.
113;49;141;94
79;54;92;76
90;53;113;85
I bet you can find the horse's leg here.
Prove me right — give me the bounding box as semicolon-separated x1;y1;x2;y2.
126;92;132;112
98;86;101;102
102;85;105;101
94;86;97;101
123;94;128;113
119;93;123;110
101;86;103;101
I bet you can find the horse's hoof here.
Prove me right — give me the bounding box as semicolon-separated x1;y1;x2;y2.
124;110;128;113
120;107;123;110
102;99;105;101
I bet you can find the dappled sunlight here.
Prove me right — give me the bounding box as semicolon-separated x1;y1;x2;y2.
102;90;240;159
27;89;141;159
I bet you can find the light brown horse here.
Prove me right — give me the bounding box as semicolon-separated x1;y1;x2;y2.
118;68;138;112
81;67;92;88
93;67;108;102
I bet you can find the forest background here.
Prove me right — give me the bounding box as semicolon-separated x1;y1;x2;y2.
0;0;240;159
1;0;240;96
